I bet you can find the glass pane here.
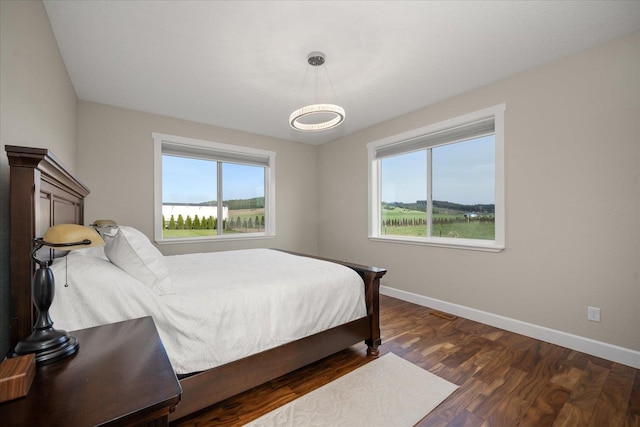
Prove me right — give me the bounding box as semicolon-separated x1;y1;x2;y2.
161;155;219;238
222;163;266;234
431;135;495;240
380;151;427;237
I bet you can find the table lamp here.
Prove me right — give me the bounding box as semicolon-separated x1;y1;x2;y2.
12;224;105;365
91;219;119;238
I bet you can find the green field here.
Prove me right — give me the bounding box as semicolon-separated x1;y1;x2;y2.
381;207;495;240
163;229;220;238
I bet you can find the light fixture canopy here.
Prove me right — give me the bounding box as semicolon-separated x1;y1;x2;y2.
290;52;345;132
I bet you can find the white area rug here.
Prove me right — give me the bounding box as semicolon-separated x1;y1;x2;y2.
244;352;458;427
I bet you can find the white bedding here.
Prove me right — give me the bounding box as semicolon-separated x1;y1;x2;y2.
50;248;366;374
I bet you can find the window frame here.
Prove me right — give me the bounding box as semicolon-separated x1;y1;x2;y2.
367;104;505;252
153;132;276;244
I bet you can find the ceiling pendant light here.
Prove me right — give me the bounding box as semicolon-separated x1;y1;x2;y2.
290;52;345;132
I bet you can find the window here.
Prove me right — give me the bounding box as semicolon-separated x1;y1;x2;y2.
153;133;276;243
367;104;505;251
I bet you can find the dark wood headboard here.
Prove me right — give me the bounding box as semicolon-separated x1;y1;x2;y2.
6;145;89;348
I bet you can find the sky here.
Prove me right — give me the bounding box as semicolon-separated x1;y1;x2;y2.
381;135;495;205
162;156;264;203
163;135;494;206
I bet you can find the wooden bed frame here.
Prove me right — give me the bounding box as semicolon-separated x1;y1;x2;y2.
6;145;387;422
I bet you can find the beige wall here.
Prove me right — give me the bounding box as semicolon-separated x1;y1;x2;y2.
0;0;78;169
318;32;640;352
77;101;319;256
0;0;78;355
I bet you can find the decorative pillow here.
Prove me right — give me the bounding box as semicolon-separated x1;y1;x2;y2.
104;226;173;295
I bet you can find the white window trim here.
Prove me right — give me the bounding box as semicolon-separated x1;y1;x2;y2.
153;132;276;244
367;104;505;252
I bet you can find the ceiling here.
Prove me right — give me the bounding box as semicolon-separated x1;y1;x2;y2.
43;1;640;145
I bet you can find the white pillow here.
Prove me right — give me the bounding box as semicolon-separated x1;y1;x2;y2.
73;245;109;260
104;226;173;295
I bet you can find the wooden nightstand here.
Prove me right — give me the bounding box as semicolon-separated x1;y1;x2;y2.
0;317;182;426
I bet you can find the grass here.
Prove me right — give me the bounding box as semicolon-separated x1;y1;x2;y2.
163;229;219;238
163;227;264;238
382;207;495;240
383;221;496;240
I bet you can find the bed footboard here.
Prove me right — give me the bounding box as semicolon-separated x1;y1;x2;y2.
361;268;385;356
278;250;387;356
328;259;386;356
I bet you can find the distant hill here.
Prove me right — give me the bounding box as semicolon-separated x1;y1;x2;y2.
385;200;494;214
199;197;265;210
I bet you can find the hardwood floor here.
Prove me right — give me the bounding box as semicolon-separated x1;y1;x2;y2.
175;295;640;426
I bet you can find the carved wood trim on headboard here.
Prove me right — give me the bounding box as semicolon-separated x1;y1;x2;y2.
6;145;89;348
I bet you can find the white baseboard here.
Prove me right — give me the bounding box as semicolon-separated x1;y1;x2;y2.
381;285;640;369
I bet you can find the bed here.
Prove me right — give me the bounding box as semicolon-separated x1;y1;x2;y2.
5;145;387;422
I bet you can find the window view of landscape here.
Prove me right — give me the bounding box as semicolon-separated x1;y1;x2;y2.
380;135;495;240
162;155;265;238
222;163;265;235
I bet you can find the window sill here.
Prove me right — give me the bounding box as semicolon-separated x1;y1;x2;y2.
368;235;504;252
156;234;275;245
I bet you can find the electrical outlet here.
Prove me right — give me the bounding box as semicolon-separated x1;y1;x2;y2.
587;306;601;322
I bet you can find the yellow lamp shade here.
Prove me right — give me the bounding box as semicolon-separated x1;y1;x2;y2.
41;224;105;250
91;219;117;228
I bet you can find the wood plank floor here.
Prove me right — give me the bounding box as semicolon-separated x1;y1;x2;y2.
175;295;640;426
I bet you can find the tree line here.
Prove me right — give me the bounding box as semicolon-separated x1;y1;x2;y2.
163;214;265;231
384;200;495;214
382;215;495;228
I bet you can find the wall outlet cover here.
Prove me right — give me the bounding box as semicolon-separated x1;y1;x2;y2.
587;306;601;322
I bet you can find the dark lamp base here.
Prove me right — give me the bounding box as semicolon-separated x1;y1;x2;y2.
12;328;79;366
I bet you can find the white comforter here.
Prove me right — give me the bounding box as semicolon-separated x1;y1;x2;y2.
50;248;366;374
